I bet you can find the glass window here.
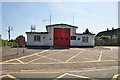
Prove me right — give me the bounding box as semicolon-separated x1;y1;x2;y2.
34;35;41;42
82;37;88;43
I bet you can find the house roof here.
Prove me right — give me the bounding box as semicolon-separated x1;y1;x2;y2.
96;28;120;37
26;32;48;34
46;23;78;28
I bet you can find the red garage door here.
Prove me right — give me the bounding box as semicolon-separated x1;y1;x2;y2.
54;28;70;46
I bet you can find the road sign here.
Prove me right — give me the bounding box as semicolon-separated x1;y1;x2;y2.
17;37;25;46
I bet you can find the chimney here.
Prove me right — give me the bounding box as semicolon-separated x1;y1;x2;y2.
112;27;114;30
107;28;109;31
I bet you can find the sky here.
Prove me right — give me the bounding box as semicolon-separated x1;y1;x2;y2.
2;2;118;40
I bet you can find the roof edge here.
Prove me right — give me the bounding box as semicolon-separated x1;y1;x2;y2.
75;33;95;35
26;32;48;34
46;23;78;28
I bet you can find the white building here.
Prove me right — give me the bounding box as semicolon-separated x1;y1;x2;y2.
26;24;95;47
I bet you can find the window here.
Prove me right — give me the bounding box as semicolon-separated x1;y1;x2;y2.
82;37;88;43
34;35;41;41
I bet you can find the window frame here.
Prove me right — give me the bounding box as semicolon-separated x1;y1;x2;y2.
34;35;41;42
82;36;88;43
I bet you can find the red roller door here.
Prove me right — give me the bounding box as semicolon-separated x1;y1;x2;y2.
54;28;70;46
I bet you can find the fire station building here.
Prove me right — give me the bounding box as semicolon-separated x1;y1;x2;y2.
26;24;95;47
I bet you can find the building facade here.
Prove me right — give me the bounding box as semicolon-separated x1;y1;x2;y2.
26;24;95;47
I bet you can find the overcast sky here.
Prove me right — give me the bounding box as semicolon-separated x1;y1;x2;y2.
2;2;118;40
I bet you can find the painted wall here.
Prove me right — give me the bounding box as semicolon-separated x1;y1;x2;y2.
26;25;94;46
70;34;94;46
27;33;52;46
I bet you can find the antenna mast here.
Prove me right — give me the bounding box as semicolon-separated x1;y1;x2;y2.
50;14;51;25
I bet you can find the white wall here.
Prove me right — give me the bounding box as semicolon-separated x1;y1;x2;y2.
27;33;52;46
70;34;95;46
26;25;95;46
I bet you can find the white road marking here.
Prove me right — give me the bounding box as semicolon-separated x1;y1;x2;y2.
98;50;103;61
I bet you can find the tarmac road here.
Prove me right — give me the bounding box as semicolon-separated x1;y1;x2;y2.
0;46;119;80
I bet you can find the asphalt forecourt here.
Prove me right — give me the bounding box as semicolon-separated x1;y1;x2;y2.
0;46;119;80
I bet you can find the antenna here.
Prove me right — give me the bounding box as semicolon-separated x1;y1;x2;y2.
50;14;51;25
31;25;36;32
42;17;47;26
42;14;52;26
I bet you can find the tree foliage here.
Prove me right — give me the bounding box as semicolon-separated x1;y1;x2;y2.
117;32;120;39
2;39;17;46
98;35;109;40
83;28;92;34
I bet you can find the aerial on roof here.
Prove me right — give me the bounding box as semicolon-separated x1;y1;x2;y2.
46;23;78;28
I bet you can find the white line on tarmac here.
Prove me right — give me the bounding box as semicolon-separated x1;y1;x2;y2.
98;50;103;61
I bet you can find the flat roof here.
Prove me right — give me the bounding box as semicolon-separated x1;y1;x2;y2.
26;32;48;34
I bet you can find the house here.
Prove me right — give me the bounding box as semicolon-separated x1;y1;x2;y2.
96;28;120;46
26;23;95;47
96;28;120;39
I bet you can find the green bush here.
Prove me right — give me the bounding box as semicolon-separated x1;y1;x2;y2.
2;40;17;46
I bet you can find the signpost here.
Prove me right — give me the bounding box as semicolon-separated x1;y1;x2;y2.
17;37;25;54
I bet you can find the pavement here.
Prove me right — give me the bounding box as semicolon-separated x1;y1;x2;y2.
0;46;119;80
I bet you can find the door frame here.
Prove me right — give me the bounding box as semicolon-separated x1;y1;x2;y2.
53;28;70;47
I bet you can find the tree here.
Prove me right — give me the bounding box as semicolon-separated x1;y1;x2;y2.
117;32;120;45
98;35;109;40
83;28;92;34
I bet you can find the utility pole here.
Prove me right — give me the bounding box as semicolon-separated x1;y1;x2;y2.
8;26;10;41
7;26;13;41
